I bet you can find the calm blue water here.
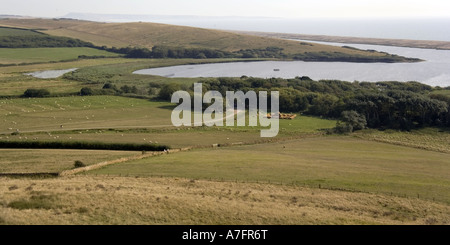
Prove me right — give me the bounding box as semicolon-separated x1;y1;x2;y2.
133;42;450;87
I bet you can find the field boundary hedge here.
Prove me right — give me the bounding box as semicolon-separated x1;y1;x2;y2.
0;141;169;151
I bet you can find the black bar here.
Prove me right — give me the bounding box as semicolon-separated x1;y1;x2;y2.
1;225;446;244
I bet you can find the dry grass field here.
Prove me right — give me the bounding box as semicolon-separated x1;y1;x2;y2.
1;176;448;225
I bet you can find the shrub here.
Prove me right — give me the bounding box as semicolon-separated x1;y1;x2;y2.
7;195;56;210
158;83;181;101
22;88;50;98
74;160;86;168
102;83;117;90
334;111;367;133
149;82;162;88
120;85;138;94
341;110;367;131
80;87;93;96
334;121;353;134
196;53;207;59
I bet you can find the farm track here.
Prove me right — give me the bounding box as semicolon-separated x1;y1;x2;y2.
58;147;192;177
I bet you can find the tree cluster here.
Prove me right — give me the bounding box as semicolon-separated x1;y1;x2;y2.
99;45;234;59
98;45;420;62
166;77;449;130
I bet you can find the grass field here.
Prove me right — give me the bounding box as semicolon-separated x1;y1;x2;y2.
0;78;84;97
0;149;138;173
1;176;449;225
89;136;450;204
0;96;173;133
2;118;334;149
355;128;450;153
0;27;42;36
0;47;121;65
0;95;336;148
431;89;450;96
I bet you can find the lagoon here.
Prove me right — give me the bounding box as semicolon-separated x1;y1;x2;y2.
133;42;450;87
25;68;78;79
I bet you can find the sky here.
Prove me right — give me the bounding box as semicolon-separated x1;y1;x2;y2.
2;0;450;19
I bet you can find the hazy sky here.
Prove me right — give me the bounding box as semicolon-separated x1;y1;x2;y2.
2;0;450;19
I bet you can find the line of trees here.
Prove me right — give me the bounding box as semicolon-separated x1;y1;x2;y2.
99;45;420;62
0;140;169;151
0;35;96;48
79;83;139;96
292;51;420;63
100;45;235;59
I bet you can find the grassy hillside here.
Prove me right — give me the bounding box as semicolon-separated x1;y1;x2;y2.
1;176;448;225
0;18;407;59
0;47;120;65
0;27;42;36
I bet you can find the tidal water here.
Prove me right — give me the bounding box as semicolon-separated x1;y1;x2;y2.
133;42;450;87
25;68;78;79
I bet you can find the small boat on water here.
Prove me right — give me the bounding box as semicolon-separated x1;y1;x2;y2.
273;69;280;71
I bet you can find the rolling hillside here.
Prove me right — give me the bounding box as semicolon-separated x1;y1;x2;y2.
0;18;396;57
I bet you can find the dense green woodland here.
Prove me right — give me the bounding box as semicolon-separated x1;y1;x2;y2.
158;77;450;131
